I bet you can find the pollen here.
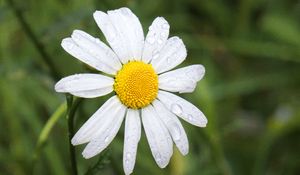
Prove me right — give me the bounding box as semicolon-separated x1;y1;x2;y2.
114;61;158;109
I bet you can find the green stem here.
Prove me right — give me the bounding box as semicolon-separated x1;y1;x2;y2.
36;102;67;149
32;102;67;173
66;95;82;175
5;0;60;80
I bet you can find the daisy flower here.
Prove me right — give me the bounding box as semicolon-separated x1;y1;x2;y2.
55;7;207;175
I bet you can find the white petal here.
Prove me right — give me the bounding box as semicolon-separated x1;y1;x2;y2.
61;38;117;75
71;30;122;71
93;8;144;63
71;96;124;145
123;109;141;175
152;100;189;155
159;65;205;93
142;17;169;63
151;37;187;74
141;105;173;168
82;102;126;159
55;74;114;98
157;91;207;127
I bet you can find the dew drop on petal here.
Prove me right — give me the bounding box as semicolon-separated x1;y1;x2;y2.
121;8;130;15
89;49;95;54
185;69;197;80
125;136;130;142
104;136;109;143
157;38;163;44
67;43;75;50
187;114;193;121
149;25;154;31
155;153;162;163
126;152;131;159
171;103;183;115
160;32;167;38
170;123;181;141
162;23;169;29
147;37;155;44
95;38;101;44
167;57;172;63
157;158;162;164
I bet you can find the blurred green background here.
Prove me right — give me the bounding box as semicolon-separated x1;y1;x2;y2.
1;0;300;174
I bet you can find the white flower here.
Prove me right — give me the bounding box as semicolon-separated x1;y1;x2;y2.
55;7;207;175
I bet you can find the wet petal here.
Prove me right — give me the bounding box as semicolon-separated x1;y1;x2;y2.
142;17;169;63
71;30;122;71
82;102;126;159
159;65;205;93
93;8;144;63
61;38;117;74
71;96;125;145
142;105;173;168
123;109;141;175
157;91;207;127
153;100;189;155
55;73;114;98
151;37;187;74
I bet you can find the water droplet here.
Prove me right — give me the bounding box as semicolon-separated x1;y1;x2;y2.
187;114;193;121
149;25;154;31
104;136;109;143
171;104;183;115
170;123;181;141
67;43;74;50
169;37;178;46
157;38;163;44
125;136;130;142
74;75;80;80
155;153;162;163
162;23;169;29
156;157;161;164
160;32;167;38
147;37;155;44
167;57;172;63
125;159;130;165
95;38;101;44
185;69;196;79
126;153;131;159
121;8;130;15
89;49;95;54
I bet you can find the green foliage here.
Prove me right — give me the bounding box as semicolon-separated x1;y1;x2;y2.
0;0;300;174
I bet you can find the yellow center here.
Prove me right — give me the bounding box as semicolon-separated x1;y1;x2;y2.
114;61;158;109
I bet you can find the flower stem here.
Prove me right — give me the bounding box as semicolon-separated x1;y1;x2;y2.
5;0;60;81
31;102;67;174
66;95;82;175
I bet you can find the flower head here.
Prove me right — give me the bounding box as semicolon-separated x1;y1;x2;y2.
55;7;207;175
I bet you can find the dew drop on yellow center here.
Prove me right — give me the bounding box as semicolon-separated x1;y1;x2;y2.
114;61;158;109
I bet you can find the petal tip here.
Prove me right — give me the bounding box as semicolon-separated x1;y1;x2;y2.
93;10;106;19
71;137;80;146
180;149;189;156
198;121;208;128
61;38;75;51
54;82;63;92
124;168;133;175
82;150;94;159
